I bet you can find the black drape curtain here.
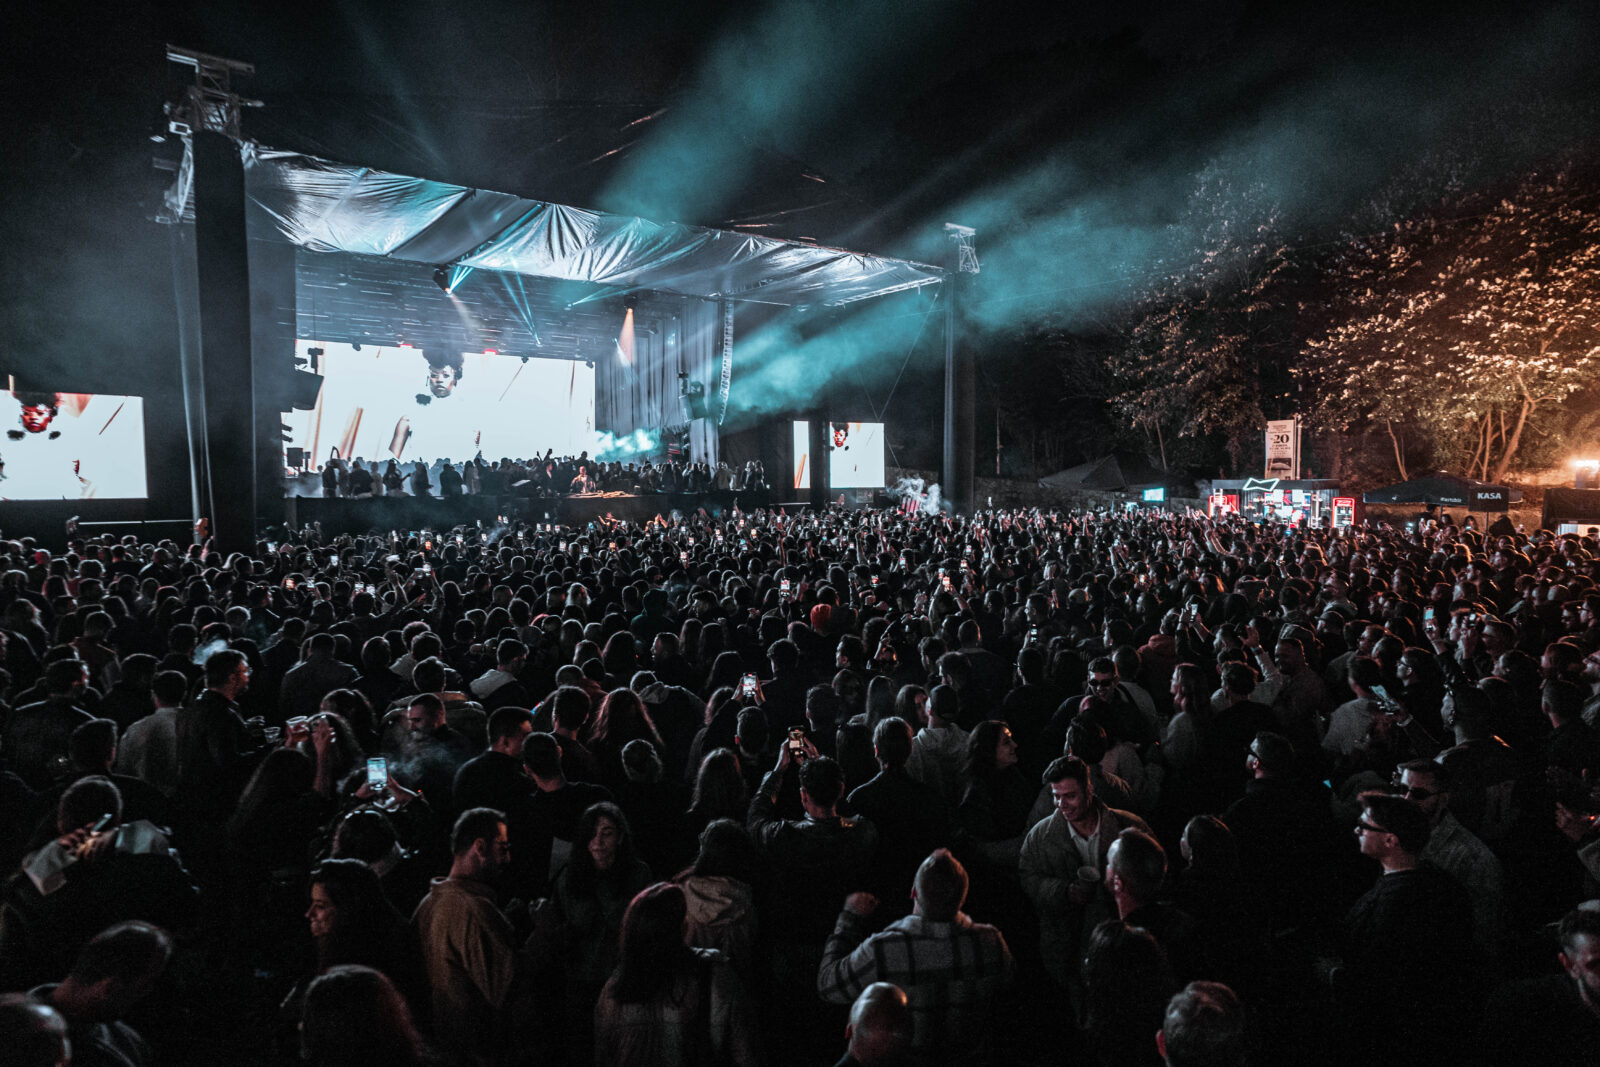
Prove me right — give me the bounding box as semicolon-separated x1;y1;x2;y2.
595;297;720;465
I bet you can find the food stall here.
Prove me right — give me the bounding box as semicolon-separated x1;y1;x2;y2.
1207;478;1346;528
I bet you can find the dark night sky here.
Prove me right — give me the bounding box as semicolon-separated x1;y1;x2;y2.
1;0;1596;394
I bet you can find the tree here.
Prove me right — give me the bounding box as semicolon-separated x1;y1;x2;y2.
1300;159;1600;483
1107;162;1295;472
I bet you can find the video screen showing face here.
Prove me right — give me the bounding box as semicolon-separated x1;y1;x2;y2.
282;342;597;466
792;420;886;490
0;389;148;500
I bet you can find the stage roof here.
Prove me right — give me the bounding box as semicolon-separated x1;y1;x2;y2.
237;145;945;309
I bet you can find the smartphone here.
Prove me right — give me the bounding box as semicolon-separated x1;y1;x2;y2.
871;574;879;587
1423;607;1435;623
1370;684;1397;708
788;726;806;756
421;564;432;575
1029;625;1040;645
680;551;689;564
366;756;388;792
941;574;952;592
960;559;969;573
559;541;568;552
283;578;296;591
266;542;277;553
365;584;377;596
780;578;791;596
456;535;464;545
741;673;759;697
609;541;617;551
328;556;338;570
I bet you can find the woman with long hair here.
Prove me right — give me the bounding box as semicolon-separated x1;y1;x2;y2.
543;802;653;1065
684;748;748;839
601;631;637;689
703;650;744;702
954;720;1036;926
593;882;759;1066
300;965;440;1067
862;674;896;731
285;858;419;1037
676;819;762;981
588;689;665;791
892;684;929;730
1081;920;1177;1067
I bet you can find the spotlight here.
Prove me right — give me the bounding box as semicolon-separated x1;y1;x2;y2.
432;267;451;293
306;347;324;357
351;342;362;351
520;356;529;364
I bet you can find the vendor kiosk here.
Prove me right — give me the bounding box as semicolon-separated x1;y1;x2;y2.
1210;478;1345;528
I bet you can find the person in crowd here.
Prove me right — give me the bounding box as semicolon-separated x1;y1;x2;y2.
279;632;360;724
31;921;173;1067
4;658;95;789
538;800;652;1064
1019;755;1150;989
834;982;913;1067
1480;906;1600;1063
0;992;70;1067
1339;791;1477;1065
1080;919;1176;1067
451;706;533;817
0;777;198;989
1393;758;1506;959
904;684;968;806
817;848;1012;1063
112;669;186;798
841;716;950;910
675;817;761;981
412;807;518;1066
592;881;759;1066
299;964;442;1067
1157;980;1252;1067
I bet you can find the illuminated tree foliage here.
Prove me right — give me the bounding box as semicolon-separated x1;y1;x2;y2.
1299;161;1600;482
1108;163;1293;472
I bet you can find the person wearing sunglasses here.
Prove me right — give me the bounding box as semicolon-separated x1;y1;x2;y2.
1394;760;1505;962
1339;792;1477;1066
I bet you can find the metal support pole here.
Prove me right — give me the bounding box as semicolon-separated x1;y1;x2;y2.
942;224;977;514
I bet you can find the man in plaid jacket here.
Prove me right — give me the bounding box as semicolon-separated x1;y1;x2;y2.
817;848;1014;1063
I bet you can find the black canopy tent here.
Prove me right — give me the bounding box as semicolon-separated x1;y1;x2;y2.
1361;471;1522;512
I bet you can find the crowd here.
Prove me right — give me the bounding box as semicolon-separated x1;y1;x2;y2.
0;503;1597;1066
315;451;770;500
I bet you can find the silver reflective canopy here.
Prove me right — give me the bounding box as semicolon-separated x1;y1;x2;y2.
242;145;943;308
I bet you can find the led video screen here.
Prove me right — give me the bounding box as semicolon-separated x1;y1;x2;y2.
0;390;147;500
283;342;597;466
792;420;886;490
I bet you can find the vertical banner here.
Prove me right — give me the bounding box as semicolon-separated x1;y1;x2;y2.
717;299;734;425
1265;418;1297;479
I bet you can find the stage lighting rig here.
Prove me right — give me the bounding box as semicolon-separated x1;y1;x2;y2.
432;267;451;293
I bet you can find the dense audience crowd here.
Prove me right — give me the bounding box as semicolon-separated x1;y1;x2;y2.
0;503;1597;1066
315;451;769;499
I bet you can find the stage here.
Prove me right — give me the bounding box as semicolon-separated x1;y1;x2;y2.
282;489;778;536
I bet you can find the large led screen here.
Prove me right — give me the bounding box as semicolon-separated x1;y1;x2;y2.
0;391;147;500
792;420;886;490
283;343;596;466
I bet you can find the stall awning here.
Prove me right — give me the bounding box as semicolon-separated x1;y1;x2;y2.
237;145;944;308
1361;472;1521;512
